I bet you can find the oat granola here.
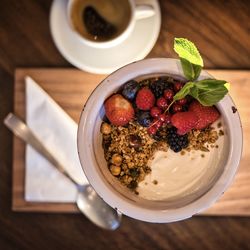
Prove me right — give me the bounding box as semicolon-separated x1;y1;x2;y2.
101;121;168;190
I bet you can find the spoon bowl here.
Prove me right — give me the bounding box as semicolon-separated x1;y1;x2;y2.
76;185;122;230
4;113;122;230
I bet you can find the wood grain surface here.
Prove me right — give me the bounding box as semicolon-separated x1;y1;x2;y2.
1;1;250;250
12;68;250;216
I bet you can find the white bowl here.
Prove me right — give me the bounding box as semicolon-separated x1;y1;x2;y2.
77;58;243;223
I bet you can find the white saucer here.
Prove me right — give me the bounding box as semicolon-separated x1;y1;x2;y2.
50;0;161;74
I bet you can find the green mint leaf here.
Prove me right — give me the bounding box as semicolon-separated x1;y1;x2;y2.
189;79;229;106
189;86;199;99
174;38;204;67
195;79;226;88
180;58;202;81
173;82;195;101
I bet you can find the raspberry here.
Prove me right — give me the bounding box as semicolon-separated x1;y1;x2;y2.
163;89;174;101
150;106;162;118
167;127;189;152
136;87;155;110
189;101;220;129
171;111;198;135
104;94;134;126
156;97;168;109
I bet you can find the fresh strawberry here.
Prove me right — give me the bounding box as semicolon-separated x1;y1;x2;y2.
136;87;155;110
189;101;220;129
104;94;134;126
171;111;198;135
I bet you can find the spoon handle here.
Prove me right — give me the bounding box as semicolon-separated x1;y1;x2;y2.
4;113;78;185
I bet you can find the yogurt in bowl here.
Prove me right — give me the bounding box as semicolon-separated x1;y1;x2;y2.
137;118;226;201
77;58;242;222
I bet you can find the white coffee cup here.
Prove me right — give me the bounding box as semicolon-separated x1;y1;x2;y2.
67;0;156;49
77;58;243;223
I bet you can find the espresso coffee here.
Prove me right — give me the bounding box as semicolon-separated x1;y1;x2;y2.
70;0;132;42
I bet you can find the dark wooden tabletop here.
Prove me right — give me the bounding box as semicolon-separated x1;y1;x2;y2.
0;0;250;250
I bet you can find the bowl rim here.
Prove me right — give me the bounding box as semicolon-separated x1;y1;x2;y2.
77;58;243;222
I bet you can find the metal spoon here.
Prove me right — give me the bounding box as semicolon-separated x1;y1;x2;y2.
4;113;122;230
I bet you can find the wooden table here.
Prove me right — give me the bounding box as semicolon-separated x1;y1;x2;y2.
0;1;249;250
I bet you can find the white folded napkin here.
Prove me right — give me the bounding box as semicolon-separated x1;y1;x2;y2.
25;76;88;202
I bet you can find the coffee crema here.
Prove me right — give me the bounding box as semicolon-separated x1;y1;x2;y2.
70;0;132;42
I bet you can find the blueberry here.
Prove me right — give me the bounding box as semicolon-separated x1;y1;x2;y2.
122;80;139;100
136;111;152;127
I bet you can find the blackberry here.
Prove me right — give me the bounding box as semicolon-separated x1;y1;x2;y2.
150;79;172;98
167;127;189;152
136;111;152;127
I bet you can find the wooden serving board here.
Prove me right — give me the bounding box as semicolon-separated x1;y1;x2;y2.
13;68;250;215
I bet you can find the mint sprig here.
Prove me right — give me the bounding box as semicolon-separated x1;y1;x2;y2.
173;79;229;106
174;38;203;81
173;38;230;106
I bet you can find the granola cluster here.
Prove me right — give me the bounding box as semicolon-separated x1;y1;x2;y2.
101;121;168;190
187;126;222;152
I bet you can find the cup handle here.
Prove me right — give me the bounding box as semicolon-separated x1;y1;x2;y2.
134;3;155;20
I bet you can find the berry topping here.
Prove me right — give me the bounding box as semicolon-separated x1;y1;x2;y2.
104;94;134;126
150;106;162;118
147;125;157;135
122;80;140;100
136;87;155;110
150;79;171;98
177;97;187;105
136;111;152;127
172;103;182;113
163;89;174;101
174;82;184;92
189;101;220;129
171;111;198;135
153;119;163;129
156;97;168;110
159;113;172;124
167;127;189;152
